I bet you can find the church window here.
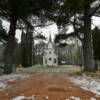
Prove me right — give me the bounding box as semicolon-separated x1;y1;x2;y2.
49;51;51;54
49;58;52;60
54;58;56;63
45;58;47;63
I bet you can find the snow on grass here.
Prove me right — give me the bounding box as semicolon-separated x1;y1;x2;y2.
70;74;100;96
0;73;29;91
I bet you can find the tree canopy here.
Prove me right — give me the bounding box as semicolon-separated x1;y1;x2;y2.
0;20;7;43
0;0;100;73
93;27;100;61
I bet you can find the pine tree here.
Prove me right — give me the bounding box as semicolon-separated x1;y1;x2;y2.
93;27;100;70
0;0;54;74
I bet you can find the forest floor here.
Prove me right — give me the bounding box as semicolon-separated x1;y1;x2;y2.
0;65;100;100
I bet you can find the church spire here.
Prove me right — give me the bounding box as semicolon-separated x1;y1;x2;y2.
47;34;53;49
49;34;52;43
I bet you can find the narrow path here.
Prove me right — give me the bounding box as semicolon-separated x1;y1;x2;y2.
0;72;99;100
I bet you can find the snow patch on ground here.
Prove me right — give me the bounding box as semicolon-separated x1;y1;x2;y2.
12;95;97;100
0;73;29;91
69;96;81;100
65;96;97;100
90;98;97;100
11;96;25;100
12;95;36;100
70;75;100;96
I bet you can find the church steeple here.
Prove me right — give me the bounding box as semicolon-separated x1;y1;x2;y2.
47;34;53;49
48;34;52;43
43;34;58;66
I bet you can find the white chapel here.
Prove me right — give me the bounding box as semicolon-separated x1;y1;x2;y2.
43;35;58;66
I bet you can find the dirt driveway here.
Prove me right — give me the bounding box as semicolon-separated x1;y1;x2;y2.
0;71;100;100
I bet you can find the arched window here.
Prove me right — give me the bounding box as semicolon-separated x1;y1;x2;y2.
49;51;51;54
49;58;52;61
45;58;47;63
54;58;56;63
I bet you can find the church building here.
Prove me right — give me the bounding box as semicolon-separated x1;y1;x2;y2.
43;35;58;66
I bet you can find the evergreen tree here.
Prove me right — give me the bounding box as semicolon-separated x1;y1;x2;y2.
54;0;100;71
21;31;28;67
0;0;54;74
93;27;100;70
26;29;33;66
93;27;100;61
0;20;8;43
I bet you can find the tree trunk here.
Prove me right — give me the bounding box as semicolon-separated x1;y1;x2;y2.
21;31;28;67
94;60;98;71
26;30;33;66
32;41;35;65
4;15;17;74
83;6;95;72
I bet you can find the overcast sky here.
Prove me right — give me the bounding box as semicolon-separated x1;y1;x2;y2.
2;16;100;43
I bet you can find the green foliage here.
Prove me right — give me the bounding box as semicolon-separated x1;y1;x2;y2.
0;0;55;25
59;43;67;47
54;34;67;43
0;0;27;19
14;43;22;66
35;34;46;40
21;31;29;67
93;27;100;61
0;0;35;19
54;33;75;43
0;20;8;42
21;30;34;67
0;0;55;74
62;0;86;13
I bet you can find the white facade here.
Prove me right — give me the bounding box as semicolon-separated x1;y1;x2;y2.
43;35;58;66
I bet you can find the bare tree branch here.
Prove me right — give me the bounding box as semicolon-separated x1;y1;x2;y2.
89;4;100;17
16;22;54;30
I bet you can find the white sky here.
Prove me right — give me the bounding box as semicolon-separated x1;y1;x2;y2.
92;16;100;27
2;16;100;43
35;23;58;40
